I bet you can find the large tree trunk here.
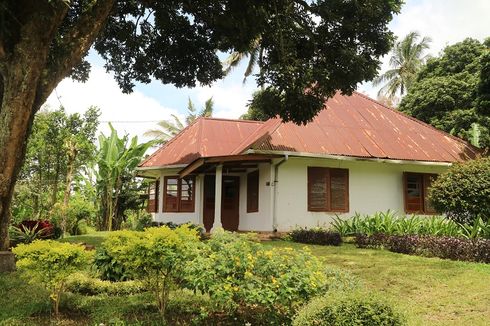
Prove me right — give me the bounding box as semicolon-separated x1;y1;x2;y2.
0;0;115;250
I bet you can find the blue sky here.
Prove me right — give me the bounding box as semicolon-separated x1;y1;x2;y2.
45;0;490;142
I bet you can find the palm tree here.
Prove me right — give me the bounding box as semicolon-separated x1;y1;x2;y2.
223;37;262;84
144;97;214;143
374;31;432;99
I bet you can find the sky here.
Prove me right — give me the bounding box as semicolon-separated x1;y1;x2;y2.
45;0;490;142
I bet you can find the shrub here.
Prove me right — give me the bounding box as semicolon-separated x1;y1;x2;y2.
186;231;330;323
429;158;490;224
102;225;201;315
354;233;387;249
49;196;97;235
358;234;490;264
293;290;406;326
65;272;146;296
289;227;342;246
93;246;131;282
12;240;92;315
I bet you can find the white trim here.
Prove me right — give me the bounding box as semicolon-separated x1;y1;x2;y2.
244;149;453;167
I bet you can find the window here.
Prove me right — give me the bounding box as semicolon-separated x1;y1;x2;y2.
247;170;259;213
163;176;195;212
403;173;437;214
308;167;349;212
147;180;159;213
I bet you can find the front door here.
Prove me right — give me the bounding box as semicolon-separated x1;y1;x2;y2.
203;175;240;232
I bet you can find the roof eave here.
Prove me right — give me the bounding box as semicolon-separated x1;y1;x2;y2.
244;149;454;166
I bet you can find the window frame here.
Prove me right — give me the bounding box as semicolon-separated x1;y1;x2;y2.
403;172;437;214
163;175;196;213
247;170;259;213
307;167;349;213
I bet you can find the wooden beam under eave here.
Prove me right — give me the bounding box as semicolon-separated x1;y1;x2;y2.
179;158;205;178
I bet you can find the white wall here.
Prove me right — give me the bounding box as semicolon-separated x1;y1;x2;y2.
238;163;274;232
274;157;448;232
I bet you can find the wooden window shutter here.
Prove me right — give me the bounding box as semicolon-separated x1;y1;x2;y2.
147;180;158;213
163;176;179;212
308;167;329;211
247;170;259;213
330;168;349;212
179;176;195;212
423;174;437;214
404;173;424;213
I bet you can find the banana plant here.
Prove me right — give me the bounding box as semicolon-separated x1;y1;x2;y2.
95;124;154;231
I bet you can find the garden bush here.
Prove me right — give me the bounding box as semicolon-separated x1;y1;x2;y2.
93;246;131;282
101;225;201;315
292;290;406;326
429;158;490;224
356;234;490;264
289;227;342;246
186;231;331;324
65;272;146;296
12;240;92;316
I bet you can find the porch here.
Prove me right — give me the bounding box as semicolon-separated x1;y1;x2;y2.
149;154;283;233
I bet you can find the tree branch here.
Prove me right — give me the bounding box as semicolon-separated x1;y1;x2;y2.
34;0;116;108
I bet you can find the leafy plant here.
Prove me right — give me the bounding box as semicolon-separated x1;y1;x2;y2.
186;231;330;323
293;290;406;326
65;272;146;296
12;240;92;316
93;246;131;282
289;227;342;246
101;225;201;316
9;220;57;245
429;158;490;224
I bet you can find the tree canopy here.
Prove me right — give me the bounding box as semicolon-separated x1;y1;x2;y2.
399;38;490;148
0;0;402;249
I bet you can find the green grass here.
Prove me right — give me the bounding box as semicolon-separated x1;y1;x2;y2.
2;234;489;325
264;241;490;326
58;231;110;247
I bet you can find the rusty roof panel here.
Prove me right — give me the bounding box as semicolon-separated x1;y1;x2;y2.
140;118;263;167
141;92;479;169
248;92;479;163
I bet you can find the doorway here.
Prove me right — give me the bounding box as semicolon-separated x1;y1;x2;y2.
203;175;240;232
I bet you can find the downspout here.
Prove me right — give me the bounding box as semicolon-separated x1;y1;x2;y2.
272;154;288;232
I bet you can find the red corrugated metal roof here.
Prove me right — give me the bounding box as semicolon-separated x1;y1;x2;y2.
140;92;479;168
140;118;264;167
245;92;479;162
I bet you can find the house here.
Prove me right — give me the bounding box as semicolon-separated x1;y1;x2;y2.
137;92;479;232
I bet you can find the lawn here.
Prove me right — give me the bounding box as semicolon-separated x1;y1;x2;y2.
1;234;489;325
264;241;490;326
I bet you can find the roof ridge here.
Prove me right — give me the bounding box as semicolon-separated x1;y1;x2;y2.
201;117;265;124
232;118;282;154
138;117;203;167
353;91;479;153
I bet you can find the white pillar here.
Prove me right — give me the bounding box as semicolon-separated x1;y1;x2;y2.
211;164;223;232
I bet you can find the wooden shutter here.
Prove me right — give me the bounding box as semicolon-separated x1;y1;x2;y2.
404;173;423;213
330;168;349;212
247;170;259;213
423;174;437;214
147;180;159;213
308;167;329;211
179;176;195;212
163;176;179;212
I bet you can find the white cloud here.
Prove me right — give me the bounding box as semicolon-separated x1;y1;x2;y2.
45;67;183;142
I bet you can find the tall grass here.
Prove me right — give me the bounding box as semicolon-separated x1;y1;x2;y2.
332;211;490;239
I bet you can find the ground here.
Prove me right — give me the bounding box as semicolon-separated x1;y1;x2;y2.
1;234;489;325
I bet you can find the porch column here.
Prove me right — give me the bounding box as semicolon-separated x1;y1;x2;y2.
211;164;223;232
